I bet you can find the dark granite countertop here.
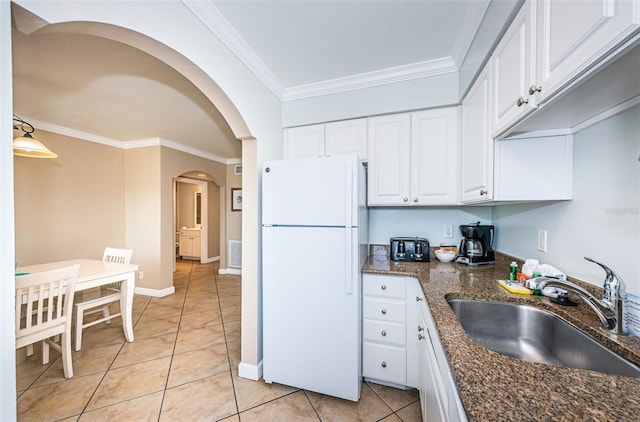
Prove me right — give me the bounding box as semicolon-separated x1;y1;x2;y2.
362;251;640;421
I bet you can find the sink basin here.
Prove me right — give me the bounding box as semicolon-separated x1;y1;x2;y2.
448;299;640;378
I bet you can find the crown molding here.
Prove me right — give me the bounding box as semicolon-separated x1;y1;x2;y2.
181;0;285;99
182;0;465;103
282;57;458;102
27;117;240;165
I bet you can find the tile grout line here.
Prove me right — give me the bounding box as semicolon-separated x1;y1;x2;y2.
156;259;193;421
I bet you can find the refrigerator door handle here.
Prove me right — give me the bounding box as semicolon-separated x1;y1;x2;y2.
345;229;352;294
344;161;353;227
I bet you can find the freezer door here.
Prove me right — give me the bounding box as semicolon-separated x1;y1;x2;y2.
262;155;358;227
262;226;361;401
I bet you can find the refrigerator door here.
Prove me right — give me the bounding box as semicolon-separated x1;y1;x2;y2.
262;155;358;227
262;225;361;401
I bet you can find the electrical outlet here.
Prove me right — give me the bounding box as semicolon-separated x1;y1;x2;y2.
443;224;453;238
537;230;548;252
139;271;144;280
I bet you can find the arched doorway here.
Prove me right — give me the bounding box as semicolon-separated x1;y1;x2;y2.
5;3;271;403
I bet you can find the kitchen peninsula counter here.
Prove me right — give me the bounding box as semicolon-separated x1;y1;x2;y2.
362;252;640;421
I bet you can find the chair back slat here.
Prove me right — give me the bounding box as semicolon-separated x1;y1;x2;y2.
15;265;80;340
102;247;133;264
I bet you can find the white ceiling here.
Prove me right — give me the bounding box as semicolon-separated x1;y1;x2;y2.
12;0;496;163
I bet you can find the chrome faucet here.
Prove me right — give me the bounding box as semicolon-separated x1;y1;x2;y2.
531;257;627;335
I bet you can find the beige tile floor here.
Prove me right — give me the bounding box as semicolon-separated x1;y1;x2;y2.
16;260;421;421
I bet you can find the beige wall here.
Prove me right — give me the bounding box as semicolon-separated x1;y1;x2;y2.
14;130;126;265
208;181;220;258
125;146;162;289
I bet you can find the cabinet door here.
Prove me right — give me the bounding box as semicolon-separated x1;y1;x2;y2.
535;0;640;104
492;1;536;136
179;234;191;256
325;118;367;160
417;305;447;422
411;107;460;206
367;114;411;206
461;63;493;203
284;125;325;159
192;233;201;258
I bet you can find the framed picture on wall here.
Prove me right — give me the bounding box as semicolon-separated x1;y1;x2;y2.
231;188;242;212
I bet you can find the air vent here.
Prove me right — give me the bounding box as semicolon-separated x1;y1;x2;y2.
234;165;242;175
229;240;242;268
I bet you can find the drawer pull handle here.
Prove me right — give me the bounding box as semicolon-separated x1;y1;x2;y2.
381;285;387;290
381;362;387;368
381;309;387;315
381;330;387;337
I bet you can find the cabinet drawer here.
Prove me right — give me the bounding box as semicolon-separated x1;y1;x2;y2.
363;342;406;385
363;298;406;323
363;274;406;298
363;320;406;346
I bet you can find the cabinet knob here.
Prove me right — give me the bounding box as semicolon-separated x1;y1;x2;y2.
416;296;423;302
517;96;529;107
381;309;387;315
381;330;387;337
381;362;387;368
413;197;418;203
381;285;386;290
480;189;488;196
418;325;424;332
529;85;542;95
418;334;425;340
403;197;409;202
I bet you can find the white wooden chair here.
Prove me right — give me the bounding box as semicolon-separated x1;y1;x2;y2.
16;264;80;379
74;247;133;351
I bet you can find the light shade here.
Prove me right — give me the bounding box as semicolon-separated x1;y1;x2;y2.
13;134;58;158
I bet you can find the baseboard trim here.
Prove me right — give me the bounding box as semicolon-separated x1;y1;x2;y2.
134;286;175;297
218;268;242;275
238;360;263;381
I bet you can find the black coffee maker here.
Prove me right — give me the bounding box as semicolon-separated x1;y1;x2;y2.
456;222;495;265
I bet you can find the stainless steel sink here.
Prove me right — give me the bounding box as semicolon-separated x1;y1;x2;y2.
448;298;640;377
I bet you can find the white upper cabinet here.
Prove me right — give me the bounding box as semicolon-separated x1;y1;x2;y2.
492;1;536;136
534;0;640;105
411;108;460;205
367;114;412;206
368;108;460;207
325;118;367;159
284;124;325;159
491;0;640;137
284;119;367;160
461;62;494;204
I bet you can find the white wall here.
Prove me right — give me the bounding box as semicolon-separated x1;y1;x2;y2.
0;2;17;420
282;73;459;127
369;207;493;247
493;106;640;293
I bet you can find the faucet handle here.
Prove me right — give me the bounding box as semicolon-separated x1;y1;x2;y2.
584;257;627;300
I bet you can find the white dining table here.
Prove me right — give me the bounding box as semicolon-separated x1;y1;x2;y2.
17;258;139;343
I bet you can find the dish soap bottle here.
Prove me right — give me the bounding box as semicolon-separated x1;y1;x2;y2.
509;261;518;281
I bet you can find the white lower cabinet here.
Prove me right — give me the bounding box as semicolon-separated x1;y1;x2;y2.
362;274;410;388
179;229;201;258
363;274;466;421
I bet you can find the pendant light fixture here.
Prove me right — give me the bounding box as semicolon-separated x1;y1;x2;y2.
12;114;57;158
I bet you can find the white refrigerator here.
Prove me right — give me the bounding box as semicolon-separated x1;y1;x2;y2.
262;154;368;402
